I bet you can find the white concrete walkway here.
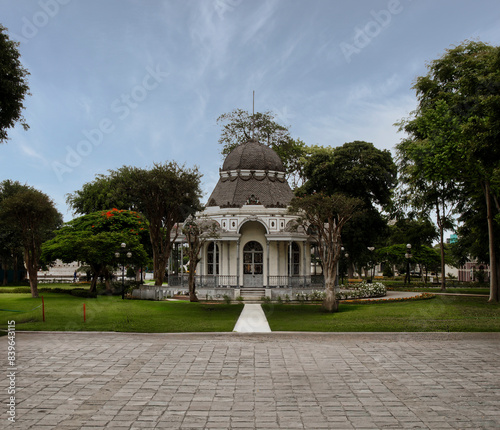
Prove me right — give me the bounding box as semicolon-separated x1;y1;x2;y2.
233;304;272;333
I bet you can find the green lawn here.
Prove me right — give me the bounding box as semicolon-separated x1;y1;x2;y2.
262;296;500;332
0;293;243;333
0;282;91;293
388;286;490;295
2;289;499;333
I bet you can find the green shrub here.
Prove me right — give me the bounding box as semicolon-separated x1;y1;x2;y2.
383;265;394;277
0;287;31;294
39;287;67;294
70;289;97;298
223;294;231;304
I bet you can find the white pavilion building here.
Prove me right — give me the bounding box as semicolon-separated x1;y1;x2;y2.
161;138;321;300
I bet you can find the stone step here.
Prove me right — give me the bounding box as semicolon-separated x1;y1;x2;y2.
239;288;266;301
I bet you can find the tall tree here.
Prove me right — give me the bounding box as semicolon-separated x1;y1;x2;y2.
299;142;397;274
66;174;131;214
396;99;462;291
0;182;61;297
397;41;500;301
181;215;220;302
0;180;25;285
0;25;30;143
68;162;202;286
217;109;306;187
289;193;362;312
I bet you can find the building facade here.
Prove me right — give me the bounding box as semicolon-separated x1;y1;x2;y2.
167;138;316;292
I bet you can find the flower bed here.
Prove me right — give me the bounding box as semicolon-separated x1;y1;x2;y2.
337;281;386;300
343;292;436;304
292;282;387;302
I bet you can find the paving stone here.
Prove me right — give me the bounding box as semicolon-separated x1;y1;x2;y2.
1;332;500;429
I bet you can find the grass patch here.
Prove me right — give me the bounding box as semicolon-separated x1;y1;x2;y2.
388;286;489;295
262;296;500;332
0;282;91;293
0;293;243;333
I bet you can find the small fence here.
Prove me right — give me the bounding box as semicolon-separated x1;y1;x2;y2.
167;275;238;288
167;274;326;288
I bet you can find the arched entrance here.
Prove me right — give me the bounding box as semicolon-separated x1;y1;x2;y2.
243;241;263;287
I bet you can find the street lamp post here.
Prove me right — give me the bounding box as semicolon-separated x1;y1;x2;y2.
405;243;412;284
367;247;375;282
342;251;349;285
115;242;132;300
340;247;344;285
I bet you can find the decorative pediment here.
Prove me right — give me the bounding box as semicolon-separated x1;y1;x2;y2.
246;194;261;205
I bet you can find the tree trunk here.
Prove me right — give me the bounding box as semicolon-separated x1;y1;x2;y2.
13;255;19;282
437;208;446;291
347;263;354;280
27;263;38;297
321;251;339;312
104;269;112;294
90;273;98;293
322;275;338;312
2;262;8;286
153;250;168;286
24;249;39;298
485;182;499;302
188;270;198;302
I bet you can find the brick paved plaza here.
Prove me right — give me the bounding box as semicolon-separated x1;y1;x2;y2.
2;332;500;429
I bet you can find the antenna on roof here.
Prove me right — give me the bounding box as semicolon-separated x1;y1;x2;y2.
252;90;255;139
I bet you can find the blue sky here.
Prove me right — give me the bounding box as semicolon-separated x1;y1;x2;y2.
1;0;500;221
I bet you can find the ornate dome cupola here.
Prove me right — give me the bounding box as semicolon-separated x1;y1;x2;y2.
206;138;294;208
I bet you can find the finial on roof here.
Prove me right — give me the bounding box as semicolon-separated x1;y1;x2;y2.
251;90;255;139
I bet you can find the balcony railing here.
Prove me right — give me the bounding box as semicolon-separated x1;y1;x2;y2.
167;274;325;288
167;274;238;288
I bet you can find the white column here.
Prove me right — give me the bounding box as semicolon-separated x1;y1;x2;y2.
236;239;240;287
180;242;184;288
277;241;281;284
266;240;270;287
303;241;307;287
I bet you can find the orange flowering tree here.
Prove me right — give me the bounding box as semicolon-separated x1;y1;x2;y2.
42;209;149;292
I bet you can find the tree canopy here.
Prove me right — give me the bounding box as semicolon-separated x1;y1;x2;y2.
289;192;362;312
0;25;30;143
0;181;62;297
299;141;397;272
42;209;149;292
396;40;500;301
68;162;203;286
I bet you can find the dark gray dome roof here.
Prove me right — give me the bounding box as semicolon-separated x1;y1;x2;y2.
222;138;285;172
206;138;293;208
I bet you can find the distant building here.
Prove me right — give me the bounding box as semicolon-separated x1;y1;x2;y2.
37;260;80;282
447;234;458;244
457;261;490;283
